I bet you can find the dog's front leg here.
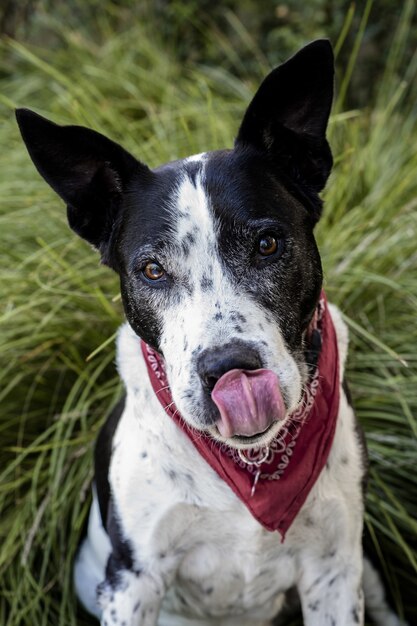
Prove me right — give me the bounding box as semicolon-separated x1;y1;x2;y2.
298;555;364;626
98;568;166;626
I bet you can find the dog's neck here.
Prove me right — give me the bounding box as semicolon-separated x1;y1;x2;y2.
140;292;340;540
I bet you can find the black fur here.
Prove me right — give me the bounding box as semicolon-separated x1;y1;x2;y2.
202;147;323;347
15;109;150;261
16;39;333;356
95;396;126;527
236;39;333;221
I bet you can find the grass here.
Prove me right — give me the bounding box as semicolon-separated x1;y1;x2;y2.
0;3;416;624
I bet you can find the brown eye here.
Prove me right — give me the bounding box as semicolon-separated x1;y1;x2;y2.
143;261;165;281
258;234;278;256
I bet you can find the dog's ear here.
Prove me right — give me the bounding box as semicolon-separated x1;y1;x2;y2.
235;39;334;206
16;109;151;264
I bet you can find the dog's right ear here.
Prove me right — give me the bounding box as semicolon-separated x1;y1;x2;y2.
16;109;151;264
235;40;334;220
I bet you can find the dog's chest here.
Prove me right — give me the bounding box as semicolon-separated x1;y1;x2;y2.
163;535;291;620
109;393;298;619
106;316;363;622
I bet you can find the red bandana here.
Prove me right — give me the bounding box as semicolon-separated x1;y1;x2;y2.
141;293;340;540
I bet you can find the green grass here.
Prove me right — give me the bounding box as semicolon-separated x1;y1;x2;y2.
1;4;417;625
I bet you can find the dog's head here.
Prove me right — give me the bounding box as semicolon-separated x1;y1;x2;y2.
17;40;333;450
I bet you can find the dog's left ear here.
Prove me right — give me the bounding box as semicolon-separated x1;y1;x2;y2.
16;108;151;265
236;39;334;210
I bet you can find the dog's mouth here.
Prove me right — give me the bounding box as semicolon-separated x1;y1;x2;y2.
224;420;281;446
208;368;286;449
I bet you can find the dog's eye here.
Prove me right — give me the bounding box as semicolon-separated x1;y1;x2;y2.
143;261;165;281
258;234;278;257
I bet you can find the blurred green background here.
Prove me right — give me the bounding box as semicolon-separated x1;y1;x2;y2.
1;1;416;625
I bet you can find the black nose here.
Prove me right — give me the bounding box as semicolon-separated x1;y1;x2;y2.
197;343;262;393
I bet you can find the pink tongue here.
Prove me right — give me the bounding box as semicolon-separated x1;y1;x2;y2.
211;369;285;438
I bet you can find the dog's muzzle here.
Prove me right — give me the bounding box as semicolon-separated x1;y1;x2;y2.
197;343;285;438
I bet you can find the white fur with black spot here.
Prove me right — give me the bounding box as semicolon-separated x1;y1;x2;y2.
159;169;303;449
74;305;405;626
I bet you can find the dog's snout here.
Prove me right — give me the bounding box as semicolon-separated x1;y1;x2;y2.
197;344;262;392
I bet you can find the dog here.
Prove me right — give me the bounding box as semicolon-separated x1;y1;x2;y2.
17;39;403;626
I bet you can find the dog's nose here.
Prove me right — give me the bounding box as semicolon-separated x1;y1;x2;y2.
197;343;262;392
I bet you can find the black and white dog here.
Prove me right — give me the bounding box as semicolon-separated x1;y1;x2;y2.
17;40;403;626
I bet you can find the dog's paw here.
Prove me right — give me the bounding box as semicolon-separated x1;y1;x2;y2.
97;570;163;626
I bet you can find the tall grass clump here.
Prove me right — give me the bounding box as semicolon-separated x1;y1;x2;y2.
1;3;416;625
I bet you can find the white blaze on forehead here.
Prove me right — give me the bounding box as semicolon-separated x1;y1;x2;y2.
174;165;217;243
161;164;228;354
184;152;207;164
